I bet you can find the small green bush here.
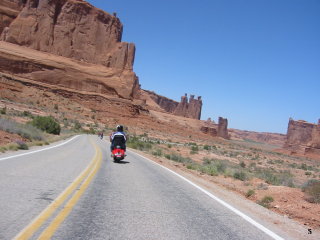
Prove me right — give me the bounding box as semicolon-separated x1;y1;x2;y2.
257;195;274;208
233;171;248;181
240;161;246;168
302;179;320;203
0;107;6;115
30;116;61;135
152;149;162;157
16;140;28;150
246;189;255;198
73;121;82;131
203;145;211;150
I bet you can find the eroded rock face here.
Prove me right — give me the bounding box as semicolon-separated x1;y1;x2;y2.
200;126;217;137
284;118;320;155
0;0;24;34
173;94;202;119
1;0;135;70
218;117;229;139
140;91;202;120
142;90;178;113
0;41;138;99
0;0;140;100
200;116;229;139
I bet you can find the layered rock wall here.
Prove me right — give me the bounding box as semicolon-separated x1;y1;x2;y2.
0;0;23;34
284;118;320;155
1;0;135;70
143;90;178;113
0;0;140;100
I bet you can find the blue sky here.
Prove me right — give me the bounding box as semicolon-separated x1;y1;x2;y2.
88;0;319;134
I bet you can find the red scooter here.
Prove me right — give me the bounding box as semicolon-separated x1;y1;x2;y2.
112;145;126;162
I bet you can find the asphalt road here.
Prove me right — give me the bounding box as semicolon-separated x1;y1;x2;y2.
0;135;286;240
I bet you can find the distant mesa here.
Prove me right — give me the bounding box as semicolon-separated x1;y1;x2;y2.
284;118;320;156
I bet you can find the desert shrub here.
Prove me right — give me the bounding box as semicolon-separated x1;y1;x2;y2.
0;107;6;115
300;163;308;170
15;140;28;150
240;161;246;168
8;144;18;151
127;137;152;151
302;179;320;203
215;160;227;173
200;165;218;176
0;146;7;153
23;111;33;118
203;157;212;165
233;171;248;181
254;168;294;186
203;145;211;150
152;149;162;157
186;163;199;170
164;153;192;163
190;145;199;154
30;116;60;135
246;189;255;198
257;195;274;208
0;118;44;141
73;120;82;131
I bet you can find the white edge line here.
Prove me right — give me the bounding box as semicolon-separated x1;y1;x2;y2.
0;135;80;161
129;150;284;240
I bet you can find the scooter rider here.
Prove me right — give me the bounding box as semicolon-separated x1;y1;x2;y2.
110;125;127;152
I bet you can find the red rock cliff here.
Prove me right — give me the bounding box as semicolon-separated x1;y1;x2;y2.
1;0;135;70
0;0;23;34
0;0;140;100
173;94;202;119
284;118;320;155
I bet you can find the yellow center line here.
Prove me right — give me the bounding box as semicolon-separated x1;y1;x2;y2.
14;137;101;240
37;145;102;239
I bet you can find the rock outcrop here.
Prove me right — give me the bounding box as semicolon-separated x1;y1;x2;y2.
284;118;320;155
141;90;178;113
1;0;135;70
0;0;140;100
173;94;202;119
200;116;229;139
0;0;23;34
217;117;229;139
140;91;202;120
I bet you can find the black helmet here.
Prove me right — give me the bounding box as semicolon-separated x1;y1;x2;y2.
116;125;123;132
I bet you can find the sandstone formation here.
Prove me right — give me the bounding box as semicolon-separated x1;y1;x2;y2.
141;90;178;113
217;117;229;139
173;94;202;119
140;91;202;120
284;118;320;155
0;0;140;101
200;116;229;139
0;0;23;34
1;0;135;70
